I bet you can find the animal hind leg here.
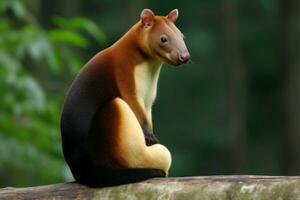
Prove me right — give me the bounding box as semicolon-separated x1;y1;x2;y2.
107;97;171;174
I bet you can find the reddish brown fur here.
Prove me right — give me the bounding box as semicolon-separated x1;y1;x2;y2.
61;9;188;186
86;23;152;168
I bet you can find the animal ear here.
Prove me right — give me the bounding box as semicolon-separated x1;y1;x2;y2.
140;9;155;28
167;9;179;22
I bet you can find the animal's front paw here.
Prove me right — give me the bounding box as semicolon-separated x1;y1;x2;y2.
142;123;159;145
145;133;159;146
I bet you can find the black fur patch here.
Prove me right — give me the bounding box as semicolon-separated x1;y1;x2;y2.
75;167;166;188
142;122;159;146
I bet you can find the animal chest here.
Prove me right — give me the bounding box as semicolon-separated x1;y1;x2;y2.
134;62;162;120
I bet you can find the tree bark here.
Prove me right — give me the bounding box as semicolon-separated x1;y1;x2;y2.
127;0;146;25
1;176;300;199
280;0;300;175
221;0;247;172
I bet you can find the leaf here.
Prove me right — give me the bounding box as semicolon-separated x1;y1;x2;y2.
21;76;45;111
62;48;83;74
11;0;27;19
53;16;107;44
48;29;89;48
78;19;107;44
0;0;9;14
43;44;62;74
0;18;11;31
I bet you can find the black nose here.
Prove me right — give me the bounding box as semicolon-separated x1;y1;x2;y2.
179;52;190;63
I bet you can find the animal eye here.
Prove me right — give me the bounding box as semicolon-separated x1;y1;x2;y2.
160;36;168;43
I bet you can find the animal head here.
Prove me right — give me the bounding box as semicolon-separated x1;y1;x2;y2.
139;9;190;66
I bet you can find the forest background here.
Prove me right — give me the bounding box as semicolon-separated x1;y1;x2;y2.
0;0;299;187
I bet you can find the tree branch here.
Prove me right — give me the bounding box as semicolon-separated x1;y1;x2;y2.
1;176;300;199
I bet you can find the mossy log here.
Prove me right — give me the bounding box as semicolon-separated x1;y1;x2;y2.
1;176;300;200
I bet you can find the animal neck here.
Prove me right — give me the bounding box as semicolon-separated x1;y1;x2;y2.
111;22;153;61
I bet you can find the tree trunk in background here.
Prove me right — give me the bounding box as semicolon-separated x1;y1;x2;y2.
280;0;300;175
116;0;145;33
127;0;146;25
221;0;247;173
26;0;81;26
25;0;42;20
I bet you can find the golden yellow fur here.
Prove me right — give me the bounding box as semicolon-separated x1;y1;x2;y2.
111;98;171;173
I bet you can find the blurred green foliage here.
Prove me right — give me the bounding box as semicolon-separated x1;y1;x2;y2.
0;0;106;186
